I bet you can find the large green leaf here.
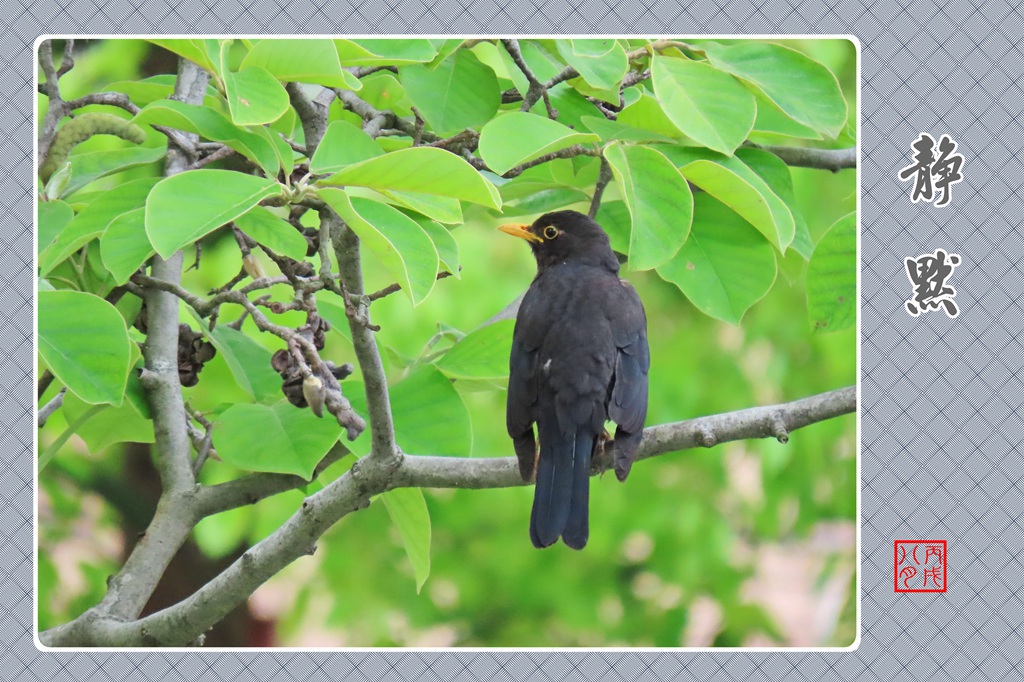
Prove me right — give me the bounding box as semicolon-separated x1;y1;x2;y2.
335;39;439;66
191;314;282;403
147;39;219;76
411;216;461;278
233;207;310;261
38;200;74;255
704;42;847;138
99;207;152;284
737;148;812;259
380;487;431;592
384;190;463;225
345;366;471;458
38;290;132;406
617;93;687;141
220;41;290;126
400;50;500;136
62;146;166;197
214;400;341;478
319;190;439;305
604;142;692;271
318;147;501;209
478;112;599;176
657;194;777;324
145;170;282;258
240;39;362;90
435;319;515;382
651;55;756;155
579;115;676;144
39;177;158;275
60;376;154;451
806;212;856;333
309;120;384;174
554;39;628;91
106;74;219;108
134;99;281;174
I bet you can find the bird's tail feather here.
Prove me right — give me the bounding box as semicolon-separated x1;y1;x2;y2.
531;424;594;549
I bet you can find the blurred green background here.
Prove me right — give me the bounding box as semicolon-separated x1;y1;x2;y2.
38;38;857;647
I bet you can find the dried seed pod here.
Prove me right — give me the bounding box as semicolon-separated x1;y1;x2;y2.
241;253;266;280
302;375;325;418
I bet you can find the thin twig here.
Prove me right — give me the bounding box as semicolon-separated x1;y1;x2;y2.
38;388;67;428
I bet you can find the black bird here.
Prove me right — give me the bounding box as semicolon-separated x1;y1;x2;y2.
500;210;650;550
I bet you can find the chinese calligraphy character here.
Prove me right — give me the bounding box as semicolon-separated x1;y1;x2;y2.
899;133;964;206
905;249;961;318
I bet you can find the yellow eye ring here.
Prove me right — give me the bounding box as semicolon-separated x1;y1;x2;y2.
543;226;559;240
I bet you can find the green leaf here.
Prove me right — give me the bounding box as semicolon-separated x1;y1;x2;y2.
380;487;431;592
234;207;310;261
99;207;152;284
478;112;599;176
554;39;628;91
106;74;218;108
704;42;847;138
413;216;461;278
240;39;362;90
578;115;676;144
192;316;282;403
318;147;501;209
145;170;281;258
214;401;341;478
319;190;439;305
806;212;856;333
62;146;166;197
657;193;777;324
617;93;687;141
670;151;795;253
147;39;219;76
223;62;290;126
335;39;438;66
134;100;281;174
38;200;74;255
309;121;384;174
604;142;693;271
400;50;500;136
595;200;632;255
752;98;823;141
435;319;515;382
346;366;471;457
38;290;132;405
39;177;158;275
60;378;154;451
737;148;812;259
383;190;463;225
651;55;756;155
499;187;591;218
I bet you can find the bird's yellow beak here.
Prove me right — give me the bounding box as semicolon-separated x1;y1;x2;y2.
498;223;543;244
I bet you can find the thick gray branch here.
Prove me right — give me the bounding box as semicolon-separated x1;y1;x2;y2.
93;58;208;624
330;215;400;465
39;385;853;646
747;143;856;172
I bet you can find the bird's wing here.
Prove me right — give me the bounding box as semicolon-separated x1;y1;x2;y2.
608;280;650;435
507;288;545;478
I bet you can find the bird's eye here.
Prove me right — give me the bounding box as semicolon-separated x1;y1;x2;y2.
543;226;559;240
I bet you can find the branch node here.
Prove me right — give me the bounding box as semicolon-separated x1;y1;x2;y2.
771;412;790;444
696;425;717;448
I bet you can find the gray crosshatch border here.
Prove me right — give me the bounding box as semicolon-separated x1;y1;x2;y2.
5;0;1024;677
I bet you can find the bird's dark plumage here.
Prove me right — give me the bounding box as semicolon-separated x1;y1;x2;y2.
500;210;650;550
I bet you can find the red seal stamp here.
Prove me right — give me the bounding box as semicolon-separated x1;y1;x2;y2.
894;540;947;592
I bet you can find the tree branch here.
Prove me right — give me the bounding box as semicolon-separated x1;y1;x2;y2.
746;143;856;172
330;214;401;465
92;57;209;624
39;384;854;647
